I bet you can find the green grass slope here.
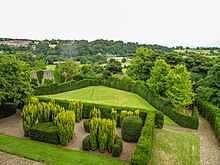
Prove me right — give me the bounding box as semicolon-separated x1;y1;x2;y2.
0;134;127;165
149;129;200;165
40;86;156;110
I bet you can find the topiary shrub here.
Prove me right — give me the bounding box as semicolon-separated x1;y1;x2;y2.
121;116;143;142
29;122;59;144
112;135;123;157
36;70;44;85
82;135;91;151
83;119;90;133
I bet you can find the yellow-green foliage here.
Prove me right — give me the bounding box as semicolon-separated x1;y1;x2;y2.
90;117;116;153
111;108;118;122
119;110;140;126
55;111;76;146
24;97;39;105
68;101;83;122
90;107;101;119
21;103;38;136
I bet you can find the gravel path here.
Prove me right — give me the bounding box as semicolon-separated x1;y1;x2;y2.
0;151;44;165
164;116;220;165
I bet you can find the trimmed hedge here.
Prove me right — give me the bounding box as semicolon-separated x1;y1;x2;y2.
36;79;99;95
121;116;143;142
29;122;59;144
0;103;16;119
35;77;198;129
37;97;164;129
83;119;90;133
131;113;155;165
196;99;220;141
82;135;91;151
112;136;123;157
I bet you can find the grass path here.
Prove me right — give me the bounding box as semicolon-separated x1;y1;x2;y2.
40;86;156;110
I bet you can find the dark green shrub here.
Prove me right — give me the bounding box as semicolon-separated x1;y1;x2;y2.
121;116;143;142
83;119;90;133
54;69;65;84
112;136;123;157
30;78;39;86
36;70;44;85
131;113;155;165
82;135;91;151
43;79;54;85
29;122;59;144
0;103;16;119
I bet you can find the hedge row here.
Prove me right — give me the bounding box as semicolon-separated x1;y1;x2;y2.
131;112;155;165
37;97;164;128
0;103;16;119
35;79;99;95
196;99;220;141
29;122;59;144
36;77;198;129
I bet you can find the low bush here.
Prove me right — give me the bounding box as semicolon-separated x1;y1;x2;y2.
121;116;143;142
112;136;123;157
196;99;220;141
29;122;59;144
83;119;90;133
131;112;155;165
0;103;16;119
82;135;91;151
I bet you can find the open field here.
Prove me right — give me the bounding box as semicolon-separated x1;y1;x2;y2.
174;49;219;54
149;128;200;165
40;86;156;110
0;134;127;165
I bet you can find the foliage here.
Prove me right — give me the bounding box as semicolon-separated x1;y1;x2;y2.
119;110;140;127
105;59;122;74
82;135;91;151
29;122;59;144
147;59;170;95
196;99;220;141
90;107;101;119
166;64;195;110
0;103;16;119
43;79;54;85
68;101;83;122
111;108;118;122
131;113;155;165
89;117;116;153
121;116;143;142
0;54;34;105
83;119;90;133
57;58;79;82
112;136;123;157
36;70;44;85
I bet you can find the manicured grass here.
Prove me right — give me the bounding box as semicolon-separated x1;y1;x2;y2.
149;128;200;165
174;49;219;55
46;65;56;70
0;134;127;165
40;86;156;110
164;115;179;126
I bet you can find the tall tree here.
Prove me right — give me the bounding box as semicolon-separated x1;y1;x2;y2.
57;58;79;82
0;54;34;105
105;59;122;74
147;59;170;96
165;64;195;111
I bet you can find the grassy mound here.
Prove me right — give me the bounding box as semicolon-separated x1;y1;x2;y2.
40;86;156;110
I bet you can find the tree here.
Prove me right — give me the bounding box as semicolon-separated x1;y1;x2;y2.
147;59;170;96
57;59;79;82
105;59;122;74
0;54;34;105
128;48;158;81
165;64;195;112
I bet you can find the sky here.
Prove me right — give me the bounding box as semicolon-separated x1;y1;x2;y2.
1;0;220;47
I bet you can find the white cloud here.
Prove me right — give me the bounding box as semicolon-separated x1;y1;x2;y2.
1;0;220;46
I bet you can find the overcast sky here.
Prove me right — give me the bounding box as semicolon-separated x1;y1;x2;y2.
1;0;220;47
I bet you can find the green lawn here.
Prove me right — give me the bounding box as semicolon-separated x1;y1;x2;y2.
0;134;127;165
46;65;56;70
40;86;156;110
149;128;200;165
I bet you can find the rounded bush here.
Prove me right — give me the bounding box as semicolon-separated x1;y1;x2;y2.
121;116;143;142
112;136;123;157
82;135;91;151
83;119;90;133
